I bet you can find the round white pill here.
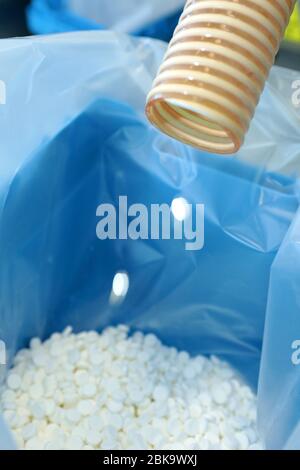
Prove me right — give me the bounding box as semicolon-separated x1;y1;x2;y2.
29;384;44;400
30;401;46;420
86;430;101;447
30;338;41;349
80;383;97;398
212;388;228;405
153;385;169;402
107;400;123;414
7;373;21;391
22;423;37;441
25;437;44;450
77;400;95;416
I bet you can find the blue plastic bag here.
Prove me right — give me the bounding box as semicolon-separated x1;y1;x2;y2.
0;417;16;450
0;31;299;449
258;210;300;450
27;0;184;42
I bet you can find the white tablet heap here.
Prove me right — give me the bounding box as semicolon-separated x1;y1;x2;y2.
0;325;264;450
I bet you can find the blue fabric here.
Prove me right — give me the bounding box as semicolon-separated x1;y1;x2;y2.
0;31;299;449
27;0;182;41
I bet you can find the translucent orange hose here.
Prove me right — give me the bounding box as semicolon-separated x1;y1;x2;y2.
146;0;296;154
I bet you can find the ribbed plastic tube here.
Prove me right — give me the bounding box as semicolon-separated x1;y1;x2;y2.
146;0;295;154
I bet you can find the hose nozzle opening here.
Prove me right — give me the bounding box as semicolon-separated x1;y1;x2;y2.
146;96;243;154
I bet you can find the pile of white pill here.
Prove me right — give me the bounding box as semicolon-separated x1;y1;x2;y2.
0;325;264;450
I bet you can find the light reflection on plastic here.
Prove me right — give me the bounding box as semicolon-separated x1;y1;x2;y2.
171;197;191;222
110;272;130;305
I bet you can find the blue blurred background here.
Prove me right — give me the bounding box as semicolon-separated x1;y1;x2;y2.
0;0;299;70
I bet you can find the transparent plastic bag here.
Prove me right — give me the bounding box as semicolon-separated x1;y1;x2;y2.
0;31;299;449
